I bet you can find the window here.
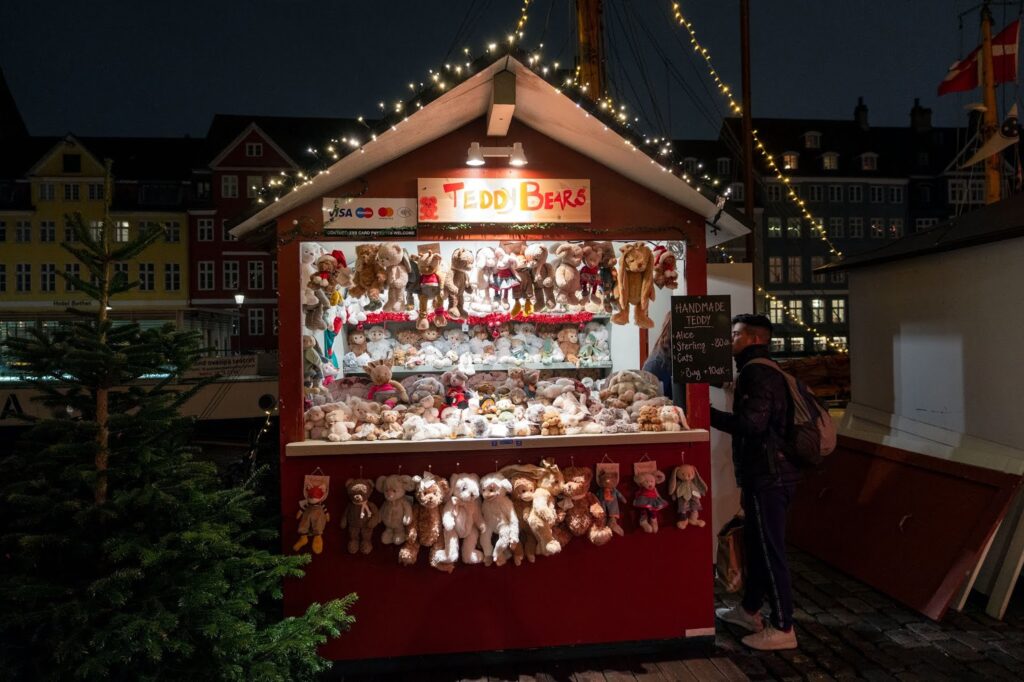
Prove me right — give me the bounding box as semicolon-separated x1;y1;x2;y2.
248;308;265;336
786;217;801;238
861;153;878;170
195;180;211;200
831;299;846;324
271;261;278;290
869;185;885;203
138;263;155;291
767;217;782;238
222;220;236;241
197;218;214;242
768;257;783;283
164;263;180;291
804;132;821;149
811;298;825;323
790;337;805;352
221;175;238;199
39;182;55;201
915;218;938;232
787;300;804;323
968;179;984;204
870;218;885;239
39;220;56;242
766;184;783;203
813;336;828;352
716;158;731;176
807;185;823;202
245;142;263;158
769;299;785;325
64;220;77;242
62;153;81;173
164;221;181;243
849;217;864;238
114;221;130;242
223;261;239;290
246;175;262;199
113;262;128;285
15;220;30;242
65;264;79;291
770;338;785;353
918;184;931;203
16;264;31;292
949;179;967;203
248;261;264;289
782;152;799;170
917;152;930;167
828;217;844;238
64;183;80;201
40;263;56;292
88;183;104;200
272;309;279;335
832;336;848;351
682;158;697;175
848;185;863;202
198;261;215;291
811;256;826;283
890;219;904;238
830;270;846;284
728;183;744;201
0;265;5;292
822;153;839;171
787;256;802;283
888;186;904;204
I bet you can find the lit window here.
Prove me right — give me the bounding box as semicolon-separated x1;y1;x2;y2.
787;256;802;284
787;300;804;323
223;261;239;290
782;152;799;170
769;299;785;324
768;257;783;283
221;175;238;199
870;219;884;239
861;153;878;170
770;338;785;353
822;153;839;170
831;299;846;323
811;299;825;323
804;132;821;149
813;336;828;351
790;337;805;352
832;336;848;351
246;175;262;200
786;218;801;238
849;217;864;238
245;142;263;158
114;221;130;242
767;217;782;238
197;218;214;242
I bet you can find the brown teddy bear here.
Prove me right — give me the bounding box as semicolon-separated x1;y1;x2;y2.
559;466;613;546
579;242;604;308
411;251;446;330
595;240;619;313
612;241;655;328
340;477;380;554
294;477;330;554
376;243;412;312
540;407;565;436
364;358;409;407
398;472;454;572
526;243;556;311
349;244;386;311
501;462;564;560
444;247;475;320
554;243;583;307
556;326;581;365
637;404;663;431
512;248;536;317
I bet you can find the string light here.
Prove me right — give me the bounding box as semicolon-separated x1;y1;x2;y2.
758;287;848;354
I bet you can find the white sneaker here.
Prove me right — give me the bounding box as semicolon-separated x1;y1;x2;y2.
741;625;798;651
715;605;764;633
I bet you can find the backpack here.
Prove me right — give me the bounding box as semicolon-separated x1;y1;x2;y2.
745;358;837;468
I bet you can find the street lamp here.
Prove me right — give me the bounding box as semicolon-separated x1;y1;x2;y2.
234;293;245;355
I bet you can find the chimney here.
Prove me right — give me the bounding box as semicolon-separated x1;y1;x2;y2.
854;96;869;131
910;98;932;133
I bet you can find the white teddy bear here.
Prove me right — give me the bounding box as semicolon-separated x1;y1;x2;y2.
365;326;394;361
443;472;486;564
479;472;519;567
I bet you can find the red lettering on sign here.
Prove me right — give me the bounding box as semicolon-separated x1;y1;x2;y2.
442;182;465;208
520;181;543;211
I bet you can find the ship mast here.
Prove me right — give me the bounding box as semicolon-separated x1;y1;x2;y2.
980;2;1002;204
575;0;605;102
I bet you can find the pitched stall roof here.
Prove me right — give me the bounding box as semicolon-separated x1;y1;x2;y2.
232;56;749;246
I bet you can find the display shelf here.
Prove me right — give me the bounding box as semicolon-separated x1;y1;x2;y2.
351;310;609;327
341;361;613;376
286;429;710;457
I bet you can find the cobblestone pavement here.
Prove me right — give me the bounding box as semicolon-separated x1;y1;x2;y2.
340;549;1024;681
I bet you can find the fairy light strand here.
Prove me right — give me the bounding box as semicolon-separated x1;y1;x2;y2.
758;286;848;354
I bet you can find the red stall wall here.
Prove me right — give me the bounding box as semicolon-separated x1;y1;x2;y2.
276;116;715;661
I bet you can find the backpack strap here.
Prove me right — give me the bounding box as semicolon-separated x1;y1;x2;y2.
742;358;814;425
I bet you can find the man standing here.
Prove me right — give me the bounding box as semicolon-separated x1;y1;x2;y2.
711;314;800;651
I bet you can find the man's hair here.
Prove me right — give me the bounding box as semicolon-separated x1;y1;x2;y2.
733;313;773;341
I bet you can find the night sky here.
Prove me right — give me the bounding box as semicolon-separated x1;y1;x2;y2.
1;0;1014;140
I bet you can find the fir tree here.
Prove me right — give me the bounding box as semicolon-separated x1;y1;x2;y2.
0;165;355;680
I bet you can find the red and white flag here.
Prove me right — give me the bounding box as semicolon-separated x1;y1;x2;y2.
937;19;1019;96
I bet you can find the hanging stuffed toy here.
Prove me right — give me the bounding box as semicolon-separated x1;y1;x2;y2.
349;244;386;311
340;477;380;554
294;472;330;554
612;241;655;328
444;247;475;320
554;243;583;308
376;244;412;312
652;245;679;290
579;242;604;312
595;462;627;536
668;464;708;530
398;471;453;572
632;460;667;533
411;250;446;330
595;239;619;313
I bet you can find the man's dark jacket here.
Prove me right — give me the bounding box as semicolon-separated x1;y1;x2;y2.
710;344;798;488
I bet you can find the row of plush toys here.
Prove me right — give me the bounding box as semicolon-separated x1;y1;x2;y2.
295;461;709;567
301;240;679;335
304;366;690;443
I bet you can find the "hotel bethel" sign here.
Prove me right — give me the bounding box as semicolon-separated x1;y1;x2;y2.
417;178;590;223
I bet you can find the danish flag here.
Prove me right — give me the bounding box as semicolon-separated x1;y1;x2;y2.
938;20;1019;95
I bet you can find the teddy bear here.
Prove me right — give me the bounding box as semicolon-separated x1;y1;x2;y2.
556;326;581;365
441;369;471;409
559;466;613;546
554;243;583;308
595;240;619;313
443;328;471;356
325;408;356;442
595;468;627;536
633;469;668;533
302;335;325;385
364;358;408;407
502;469;539;564
659;405;690;432
512;248;536;317
377;409;404;440
472;246;498;312
593;406;637;434
303;405;329;440
300;242;320;294
523;243;554;311
365;325;395;361
668;464;708;530
401;413;452;440
303;271;332;331
340;477;380;554
637;404;664;432
375;474;415;545
491;249;520;312
540;407;565;436
349;244;386;311
479;472;519;566
347;328;368;358
294;477;330;554
375;243;412;312
444;247;475;320
579;242;604;310
501;462;564;561
408;375;445;409
409;250;446;329
612;241;655;328
652;245;679;290
399;472;453;572
442;472;486;564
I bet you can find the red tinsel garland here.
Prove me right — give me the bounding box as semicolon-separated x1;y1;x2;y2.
355;310;594;329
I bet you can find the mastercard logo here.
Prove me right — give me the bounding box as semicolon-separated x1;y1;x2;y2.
378;207;395;217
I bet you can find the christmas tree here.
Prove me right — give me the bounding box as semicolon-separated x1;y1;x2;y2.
0;165;355;680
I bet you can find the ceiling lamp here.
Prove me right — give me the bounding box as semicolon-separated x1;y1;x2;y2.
465;142;528;167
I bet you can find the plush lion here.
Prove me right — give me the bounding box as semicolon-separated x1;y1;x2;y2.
612;241;655;328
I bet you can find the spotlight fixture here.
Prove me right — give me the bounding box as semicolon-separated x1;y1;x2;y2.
234;293;246;306
465;141;528;167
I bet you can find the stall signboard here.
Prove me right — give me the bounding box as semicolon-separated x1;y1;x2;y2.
670;295;732;384
417;178;590;223
321;198;417;237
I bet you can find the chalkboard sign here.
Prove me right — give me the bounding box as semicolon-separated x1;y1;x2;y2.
670;295;732;384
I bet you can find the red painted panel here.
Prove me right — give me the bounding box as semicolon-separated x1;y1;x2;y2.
788;436;1021;620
